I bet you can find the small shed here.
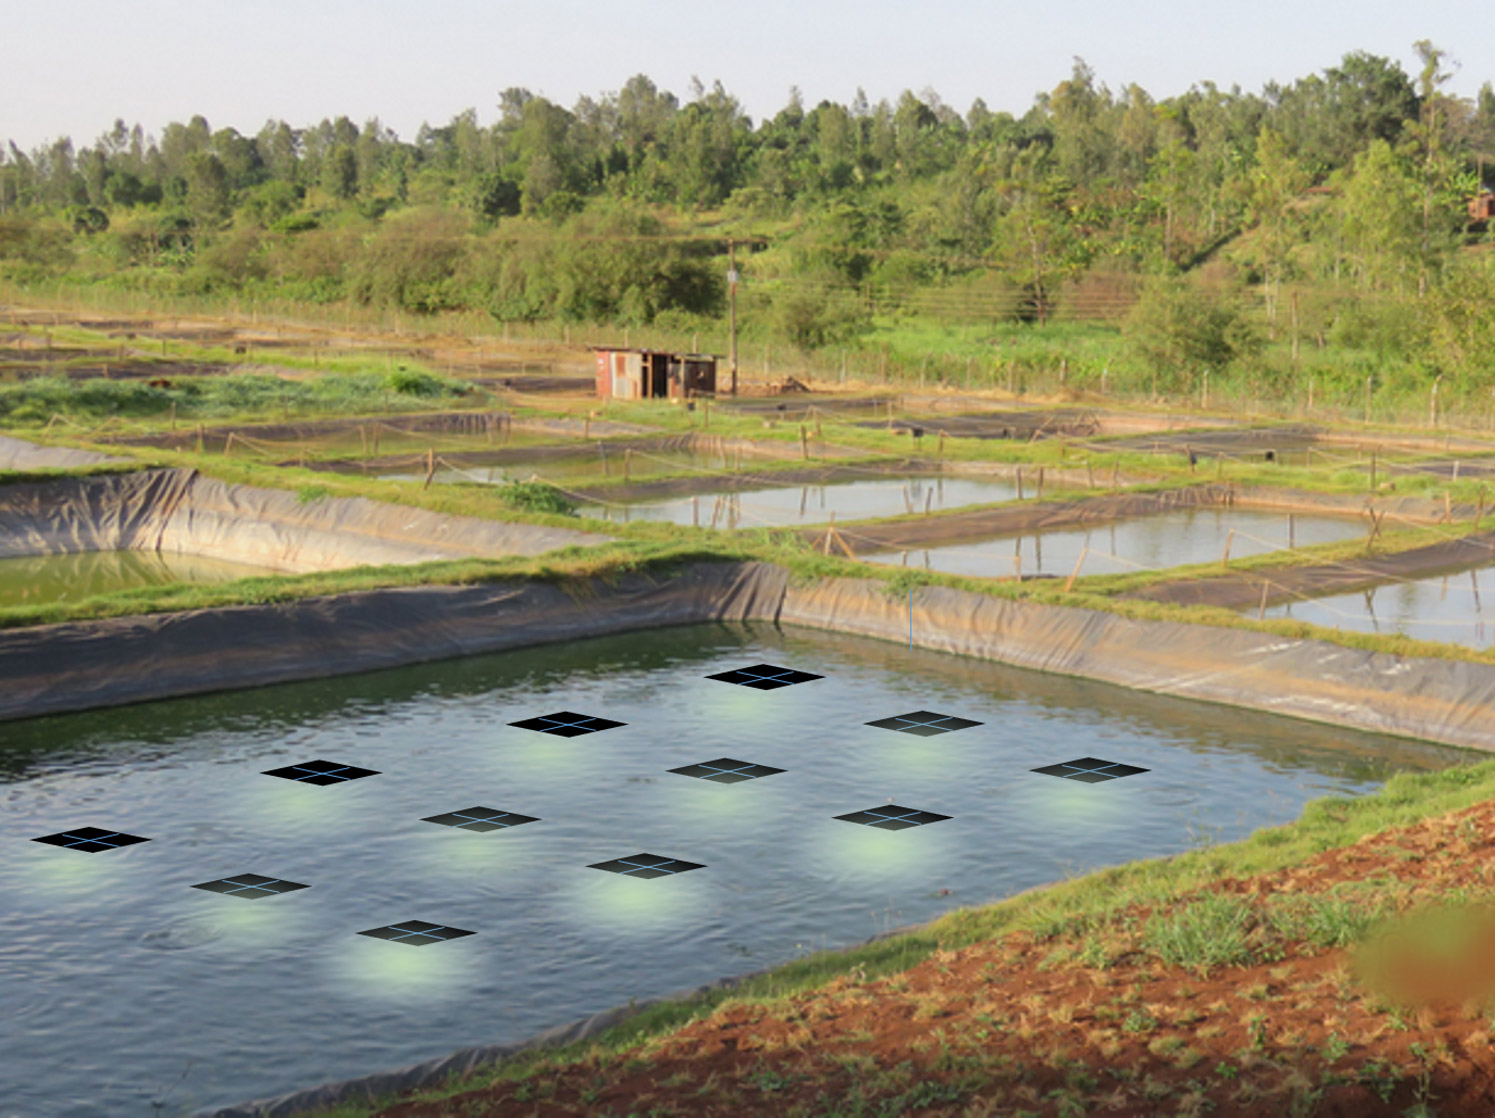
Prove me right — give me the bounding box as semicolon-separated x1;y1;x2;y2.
592;348;717;401
1470;192;1495;222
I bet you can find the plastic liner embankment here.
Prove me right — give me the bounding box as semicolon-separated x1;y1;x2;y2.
0;564;786;723
0;468;610;571
0;432;130;470
6;562;1495;754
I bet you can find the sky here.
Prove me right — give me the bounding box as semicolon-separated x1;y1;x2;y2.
4;0;1491;151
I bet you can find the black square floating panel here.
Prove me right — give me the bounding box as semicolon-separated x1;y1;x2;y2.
192;873;310;899
357;920;475;946
32;827;150;853
706;663;823;690
834;805;951;831
866;710;984;737
422;807;540;832
509;711;626;738
588;853;706;879
261;759;381;785
1032;757;1150;783
668;758;786;784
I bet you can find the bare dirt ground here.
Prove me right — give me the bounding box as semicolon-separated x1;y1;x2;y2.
370;799;1495;1117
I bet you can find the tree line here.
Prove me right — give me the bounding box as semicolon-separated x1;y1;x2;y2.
2;45;1495;406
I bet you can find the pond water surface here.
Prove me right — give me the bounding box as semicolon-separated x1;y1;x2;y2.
574;475;1020;528
1261;566;1495;650
865;506;1367;578
0;623;1471;1116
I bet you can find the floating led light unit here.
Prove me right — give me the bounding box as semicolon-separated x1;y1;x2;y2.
421;807;540;832
588;854;706;879
32;827;150;852
1031;757;1150;783
192;873;309;899
706;664;823;690
668;758;786;784
865;710;984;737
357;920;475;946
261;759;381;785
508;711;626;737
834;805;951;830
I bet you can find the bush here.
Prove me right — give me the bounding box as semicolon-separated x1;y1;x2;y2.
497;481;575;515
1122;276;1264;390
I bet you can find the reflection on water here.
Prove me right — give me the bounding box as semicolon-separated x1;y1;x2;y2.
0;623;1472;1115
577;476;1020;528
0;550;282;608
378;450;737;485
866;507;1367;578
1262;566;1495;650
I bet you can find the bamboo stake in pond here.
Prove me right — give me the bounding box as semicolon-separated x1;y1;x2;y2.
1111;462;1120;490
1013;552;1022;581
1063;547;1088;592
937;430;945;458
823;511;835;554
1036;467;1045;501
423;448;435;489
1453;460;1461;482
1445;490;1452;523
1219;528;1234;569
1289;513;1296;549
925;490;933;515
1016;468;1024;501
224;432;234;457
800;425;809;460
693;495;700;528
1257;580;1271;620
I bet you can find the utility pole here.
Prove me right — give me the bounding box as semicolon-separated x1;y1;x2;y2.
727;239;739;396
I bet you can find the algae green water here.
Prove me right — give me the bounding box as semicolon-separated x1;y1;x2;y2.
0;550;284;607
0;623;1472;1116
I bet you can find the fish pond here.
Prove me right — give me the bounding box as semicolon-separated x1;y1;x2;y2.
1261;566;1495;650
0;551;284;609
864;506;1368;578
574;475;1020;528
0;623;1471;1116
